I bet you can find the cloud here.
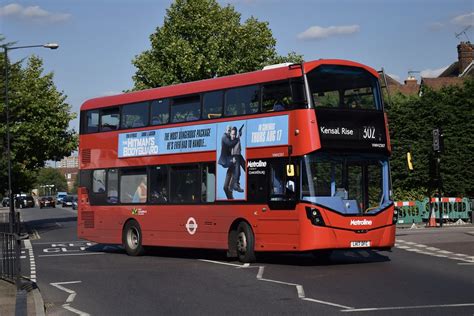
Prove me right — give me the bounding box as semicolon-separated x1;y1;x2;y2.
0;3;70;22
297;25;360;40
420;65;449;78
451;12;474;26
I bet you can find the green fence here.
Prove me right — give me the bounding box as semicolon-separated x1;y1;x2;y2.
395;197;472;225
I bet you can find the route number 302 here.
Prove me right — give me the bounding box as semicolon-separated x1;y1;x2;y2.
363;126;376;139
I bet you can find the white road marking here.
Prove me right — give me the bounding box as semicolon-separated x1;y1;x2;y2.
33;241;95;245
24;240;37;282
396;239;474;263
396;245;410;249
457;263;474;265
39;253;105;258
50;281;89;316
201;260;354;310
302;297;354;309
296;285;305;298
341;302;474;312
438;250;453;254
63;304;90;316
198;259;246;268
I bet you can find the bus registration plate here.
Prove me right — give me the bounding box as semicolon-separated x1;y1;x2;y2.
350;241;371;248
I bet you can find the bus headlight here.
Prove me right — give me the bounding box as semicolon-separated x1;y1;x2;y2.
393;207;399;224
306;207;326;226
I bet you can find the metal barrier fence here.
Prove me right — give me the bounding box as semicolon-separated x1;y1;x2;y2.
0;232;17;283
395;197;472;225
0;211;21;284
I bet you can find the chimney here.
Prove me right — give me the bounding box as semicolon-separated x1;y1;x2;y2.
457;41;474;74
404;75;418;85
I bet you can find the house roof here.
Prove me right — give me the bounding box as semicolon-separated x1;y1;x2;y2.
390;83;420;96
420;77;465;90
383;75;401;86
438;62;460;77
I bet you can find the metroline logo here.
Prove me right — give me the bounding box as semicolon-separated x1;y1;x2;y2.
247;160;267;168
350;219;373;226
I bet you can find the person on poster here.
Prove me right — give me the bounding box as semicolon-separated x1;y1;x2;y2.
230;126;245;193
218;125;240;199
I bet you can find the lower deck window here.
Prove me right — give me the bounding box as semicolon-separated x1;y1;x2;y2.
170;166;200;203
120;169;147;204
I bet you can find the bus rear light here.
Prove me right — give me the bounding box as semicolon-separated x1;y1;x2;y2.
305;207;326;226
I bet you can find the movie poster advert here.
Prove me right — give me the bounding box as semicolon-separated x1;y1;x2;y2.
216;121;247;200
246;115;289;148
118;124;216;158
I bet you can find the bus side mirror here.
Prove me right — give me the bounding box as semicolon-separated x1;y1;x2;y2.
286;164;295;177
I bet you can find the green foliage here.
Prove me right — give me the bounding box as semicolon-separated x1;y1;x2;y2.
392;186;428;202
387;80;474;199
132;0;303;89
0;38;77;194
35;168;68;195
71;175;79;194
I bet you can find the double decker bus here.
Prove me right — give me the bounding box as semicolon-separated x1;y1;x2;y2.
78;59;396;263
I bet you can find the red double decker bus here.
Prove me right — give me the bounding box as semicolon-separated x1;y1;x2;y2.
78;59;395;262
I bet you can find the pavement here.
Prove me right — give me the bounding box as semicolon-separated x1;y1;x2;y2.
0;279;44;316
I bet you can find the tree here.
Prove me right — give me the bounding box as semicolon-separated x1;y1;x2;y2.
35;168;68;196
132;0;302;90
387;80;474;199
0;37;77;194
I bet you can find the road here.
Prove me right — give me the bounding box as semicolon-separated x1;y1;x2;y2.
18;205;474;315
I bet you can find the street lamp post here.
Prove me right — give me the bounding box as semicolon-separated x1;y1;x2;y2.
3;43;59;234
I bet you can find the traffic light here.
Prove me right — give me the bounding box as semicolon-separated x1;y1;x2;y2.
432;128;443;153
406;152;413;171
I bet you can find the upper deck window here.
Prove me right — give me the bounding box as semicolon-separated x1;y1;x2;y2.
171;95;201;123
121;102;149;129
225;85;259;116
100;107;120;131
85;110;99;133
262;81;292;113
151;99;170;125
308;66;381;110
202;91;223;119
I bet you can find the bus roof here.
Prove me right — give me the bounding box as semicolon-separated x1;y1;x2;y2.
80;59;379;111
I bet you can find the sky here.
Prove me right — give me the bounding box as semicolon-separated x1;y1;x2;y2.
1;0;473;133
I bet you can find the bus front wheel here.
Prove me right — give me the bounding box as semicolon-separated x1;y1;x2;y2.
122;220;145;256
236;222;256;263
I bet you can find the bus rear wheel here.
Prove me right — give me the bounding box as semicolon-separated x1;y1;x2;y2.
122;220;145;256
236;222;256;263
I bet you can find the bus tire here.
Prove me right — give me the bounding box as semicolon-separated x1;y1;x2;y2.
236;222;256;263
122;220;145;256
